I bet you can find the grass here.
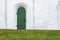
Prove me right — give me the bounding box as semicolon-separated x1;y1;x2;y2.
0;30;60;40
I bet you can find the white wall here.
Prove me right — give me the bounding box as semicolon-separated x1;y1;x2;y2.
0;0;5;29
56;0;60;29
34;0;48;30
33;0;60;30
6;0;60;30
48;0;59;30
0;0;60;30
7;0;33;29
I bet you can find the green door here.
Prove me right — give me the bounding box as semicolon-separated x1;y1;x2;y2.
17;7;26;30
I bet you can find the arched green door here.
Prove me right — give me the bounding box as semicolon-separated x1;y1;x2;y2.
17;7;26;30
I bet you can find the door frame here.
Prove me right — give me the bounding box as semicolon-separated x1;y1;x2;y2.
14;2;34;30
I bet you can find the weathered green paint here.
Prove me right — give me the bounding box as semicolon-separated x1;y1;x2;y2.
17;7;26;30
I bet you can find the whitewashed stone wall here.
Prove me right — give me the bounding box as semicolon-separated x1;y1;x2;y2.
0;0;60;30
48;0;59;30
34;0;48;30
0;0;5;29
7;0;33;29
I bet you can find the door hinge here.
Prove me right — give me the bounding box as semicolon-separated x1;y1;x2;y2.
16;13;18;14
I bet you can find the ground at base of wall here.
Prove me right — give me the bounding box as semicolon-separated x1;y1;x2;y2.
0;30;60;40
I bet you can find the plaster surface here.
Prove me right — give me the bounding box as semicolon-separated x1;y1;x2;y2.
0;0;60;30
